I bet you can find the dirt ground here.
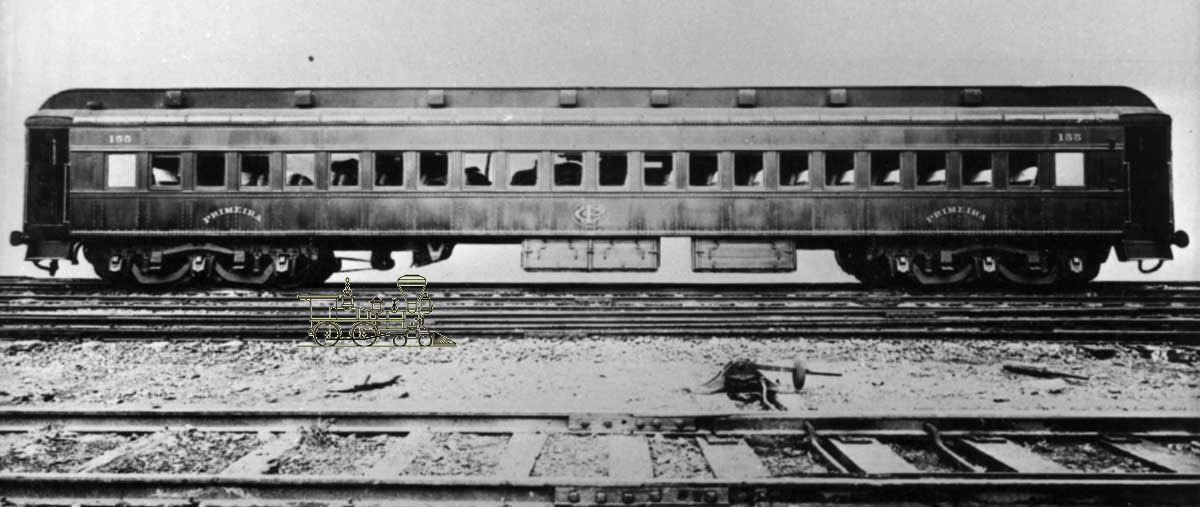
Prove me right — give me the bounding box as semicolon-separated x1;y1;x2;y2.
0;338;1196;413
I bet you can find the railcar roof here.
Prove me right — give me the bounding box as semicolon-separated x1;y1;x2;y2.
54;106;1161;127
36;86;1158;111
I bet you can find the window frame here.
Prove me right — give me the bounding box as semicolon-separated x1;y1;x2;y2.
236;152;274;191
148;152;184;191
641;150;680;191
597;151;632;190
1052;151;1087;188
777;151;814;191
328;151;365;190
551;151;586;190
372;151;411;191
867;151;903;189
103;152;140;190
416;150;452;190
822;151;857;190
960;151;996;189
732;151;767;190
194;151;229;191
685;151;722;191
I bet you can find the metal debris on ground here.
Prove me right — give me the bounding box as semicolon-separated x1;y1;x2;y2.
690;358;843;410
1002;363;1089;380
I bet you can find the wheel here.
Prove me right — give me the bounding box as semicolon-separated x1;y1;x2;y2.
349;321;379;347
311;321;342;346
213;251;274;286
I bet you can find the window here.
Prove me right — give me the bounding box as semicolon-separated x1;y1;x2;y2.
825;151;855;187
779;151;810;186
150;153;181;187
599;152;627;186
375;152;404;186
508;152;539;186
240;153;270;188
734;152;763;187
1009;152;1039;186
963;152;993;186
419;151;448;186
643;152;674;186
463;152;498;186
688;152;719;187
106;154;137;188
870;151;900;187
916;152;947;186
285;153;316;187
330;153;360;187
1055;152;1085;187
553;152;583;186
196;153;226;187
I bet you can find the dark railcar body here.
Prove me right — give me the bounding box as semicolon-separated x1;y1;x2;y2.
10;87;1188;285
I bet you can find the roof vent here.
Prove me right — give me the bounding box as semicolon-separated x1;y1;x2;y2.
559;89;578;107
650;89;670;107
737;89;757;107
163;90;184;108
827;88;848;107
294;90;315;108
85;100;103;110
426;89;446;108
961;88;983;106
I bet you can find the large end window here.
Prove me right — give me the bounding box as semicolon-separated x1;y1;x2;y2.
599;152;627;186
463;152;498;186
329;153;360;187
508;152;539;186
779;151;810;187
150;153;181;187
196;153;226;187
963;152;993;186
553;152;583;186
375;152;404;186
643;152;674;186
240;153;270;188
688;152;719;187
285;153;316;187
105;154;137;188
825;151;855;187
870;151;900;187
1055;152;1085;187
1009;152;1039;186
916;152;947;187
419;152;448;186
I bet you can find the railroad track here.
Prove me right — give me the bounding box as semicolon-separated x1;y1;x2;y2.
0;409;1196;506
2;278;1199;341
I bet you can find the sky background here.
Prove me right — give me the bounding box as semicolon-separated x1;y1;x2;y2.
1;0;1197;283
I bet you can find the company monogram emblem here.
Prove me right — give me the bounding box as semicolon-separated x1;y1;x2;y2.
573;203;607;226
297;275;456;348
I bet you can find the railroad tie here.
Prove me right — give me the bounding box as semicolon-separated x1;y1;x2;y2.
367;430;433;477
957;438;1071;473
220;432;302;476
824;437;920;475
695;436;769;479
496;432;548;479
1101;439;1200;474
607;435;653;480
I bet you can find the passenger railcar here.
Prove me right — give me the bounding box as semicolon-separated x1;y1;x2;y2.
10;87;1189;286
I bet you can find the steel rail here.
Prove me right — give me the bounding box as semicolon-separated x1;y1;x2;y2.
0;410;1197;506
